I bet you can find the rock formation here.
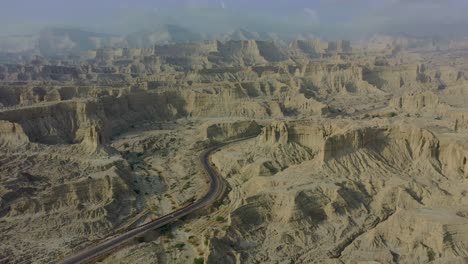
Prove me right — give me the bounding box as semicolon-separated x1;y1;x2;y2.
208;120;468;263
203;120;262;141
1;36;468;264
0;121;29;148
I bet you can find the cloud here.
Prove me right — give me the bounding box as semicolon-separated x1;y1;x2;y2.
391;0;443;3
388;0;454;8
220;1;226;9
304;8;319;23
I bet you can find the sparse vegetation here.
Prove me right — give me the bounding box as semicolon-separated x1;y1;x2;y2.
193;258;204;264
174;242;185;250
134;236;145;243
185;197;196;204
160;225;174;240
182;182;191;191
203;234;211;246
427;248;436;261
166;232;175;239
188;235;198;245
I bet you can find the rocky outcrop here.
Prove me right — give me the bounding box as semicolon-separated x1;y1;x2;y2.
0;139;138;263
0;121;29;148
439;139;468;178
321;125;441;174
0;100;96;144
203;121;262;141
327;40;352;54
299;63;385;96
390;91;468;130
362;63;438;92
290;39;328;58
208;121;468;263
211;122;319;178
321;126;385;162
0;80;328;147
0;85;132;108
255;121;338;157
283;94;328;116
214;40;286;66
258;121;290;145
80;125;106;153
0;90;187;145
183;86;283;119
340;208;468;263
154;40;287;68
289;39;352;61
390;91;439;112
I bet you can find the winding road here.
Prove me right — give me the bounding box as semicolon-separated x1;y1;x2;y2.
60;137;251;264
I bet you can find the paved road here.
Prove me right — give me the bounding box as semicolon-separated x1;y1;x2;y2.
59;137;252;264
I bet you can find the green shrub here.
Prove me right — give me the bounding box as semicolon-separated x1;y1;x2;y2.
166;232;174;239
182;182;191;191
174;242;185;250
215;216;225;222
134;236;145;243
427;248;436;261
193;258;204;264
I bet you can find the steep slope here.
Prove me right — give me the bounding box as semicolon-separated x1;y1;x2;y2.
206;120;468;264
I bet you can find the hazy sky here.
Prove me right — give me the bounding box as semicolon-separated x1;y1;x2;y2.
2;0;467;37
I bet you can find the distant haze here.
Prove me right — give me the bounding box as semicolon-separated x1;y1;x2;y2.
2;0;468;38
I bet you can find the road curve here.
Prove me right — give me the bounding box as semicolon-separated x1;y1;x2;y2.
59;137;253;264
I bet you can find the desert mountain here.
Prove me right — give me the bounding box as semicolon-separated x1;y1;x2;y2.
1;30;468;264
